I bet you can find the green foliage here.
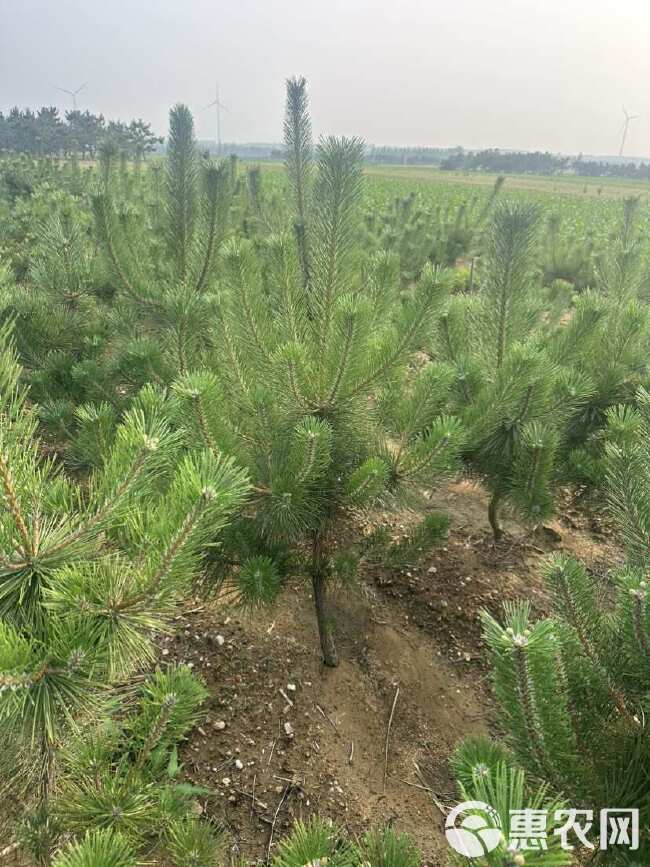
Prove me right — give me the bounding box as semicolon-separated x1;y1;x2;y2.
168;81;463;666
0;201;121;454
0;321;247;846
556;200;650;489
453;383;650;856
386;512;450;567
356;826;421;867
8;77;650;867
284;75;312;286
166;817;225;867
235;554;283;606
52;829;137;867
450;735;511;791
450;754;571;866
469;547;650;857
129;666;208;765
271;817;354;867
480;200;541;368
434;200;594;538
362;176;503;282
0;106;160;160
53;666;213;857
541;211;594;289
481;599;583;792
92;102;234;383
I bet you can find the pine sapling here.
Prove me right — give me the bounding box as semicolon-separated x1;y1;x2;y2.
173;80;463;666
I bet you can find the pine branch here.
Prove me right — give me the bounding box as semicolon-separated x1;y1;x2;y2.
195;162;230;293
113;488;214;613
165;104;199;283
284;76;313;289
43;440;154;558
134;692;176;769
311;136;364;361
92;194;155;308
0;449;33;558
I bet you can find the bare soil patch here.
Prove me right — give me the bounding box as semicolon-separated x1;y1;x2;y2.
165;481;621;864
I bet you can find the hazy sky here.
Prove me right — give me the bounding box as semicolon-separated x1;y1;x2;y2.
2;0;650;155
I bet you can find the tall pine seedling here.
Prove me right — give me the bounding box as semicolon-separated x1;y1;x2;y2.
434;200;591;539
93;104;233;383
174;78;463;665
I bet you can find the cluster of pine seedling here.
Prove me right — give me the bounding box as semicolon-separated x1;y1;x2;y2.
2;74;650;865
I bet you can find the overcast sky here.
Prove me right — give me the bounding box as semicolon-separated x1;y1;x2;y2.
1;0;650;155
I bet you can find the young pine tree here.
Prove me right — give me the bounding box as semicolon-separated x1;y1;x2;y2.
93;103;234;383
449;742;571;866
557;197;650;489
362;176;503;285
51;816;422;867
0;201;126;458
434;200;591;540
173;79;463;666
0;322;248;860
51;665;226;865
454;394;650;861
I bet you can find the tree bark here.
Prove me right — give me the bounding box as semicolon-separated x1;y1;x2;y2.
488;491;503;542
311;531;338;667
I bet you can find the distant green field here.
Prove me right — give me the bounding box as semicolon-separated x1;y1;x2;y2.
252;159;650;250
254;158;650;200
363;164;650;200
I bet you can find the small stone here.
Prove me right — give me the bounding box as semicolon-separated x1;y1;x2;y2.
234;759;244;770
222;777;231;786
213;720;226;730
215;634;225;646
161;648;170;656
286;683;297;692
427;566;437;574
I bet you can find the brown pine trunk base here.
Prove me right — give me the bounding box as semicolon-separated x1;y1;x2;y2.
311;532;339;667
488;491;503;542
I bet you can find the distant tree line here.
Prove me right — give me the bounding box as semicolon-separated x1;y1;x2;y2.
571;159;650;180
440;148;569;174
4;108;650;180
440;147;650;179
365;145;462;165
0;106;162;159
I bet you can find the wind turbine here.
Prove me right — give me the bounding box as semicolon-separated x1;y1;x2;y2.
53;81;88;110
619;107;639;157
203;84;229;156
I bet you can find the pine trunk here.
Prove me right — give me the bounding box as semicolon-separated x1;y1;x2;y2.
311;531;338;667
488;491;503;542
